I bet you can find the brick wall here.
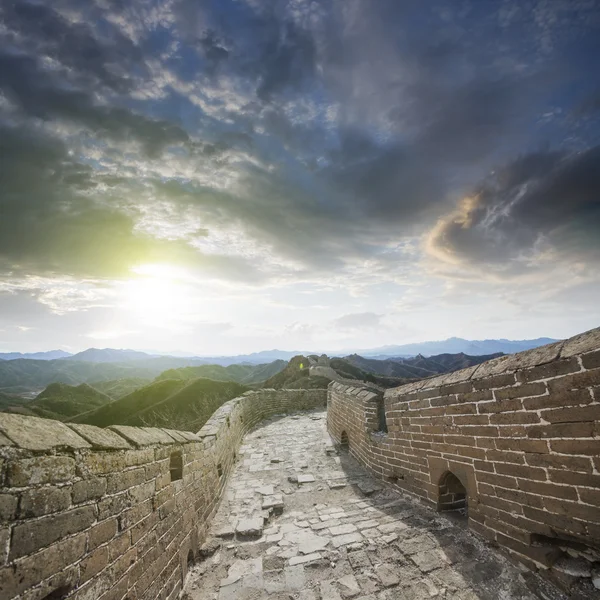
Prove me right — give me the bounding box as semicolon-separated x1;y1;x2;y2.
327;327;600;590
0;388;326;600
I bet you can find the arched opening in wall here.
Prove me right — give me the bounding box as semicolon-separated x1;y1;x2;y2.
376;397;388;433
438;471;468;519
226;416;230;428
170;450;183;482
187;548;195;570
340;430;349;451
42;586;72;600
217;463;223;478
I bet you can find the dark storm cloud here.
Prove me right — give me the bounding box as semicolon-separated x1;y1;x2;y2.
428;147;600;272
0;0;599;284
0;53;189;158
0;1;145;93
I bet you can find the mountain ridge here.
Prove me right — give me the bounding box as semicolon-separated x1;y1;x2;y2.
0;336;559;369
0;350;72;361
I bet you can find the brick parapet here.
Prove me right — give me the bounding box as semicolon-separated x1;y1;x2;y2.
327;327;600;590
0;388;327;600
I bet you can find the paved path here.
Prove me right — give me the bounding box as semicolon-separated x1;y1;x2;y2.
184;411;549;600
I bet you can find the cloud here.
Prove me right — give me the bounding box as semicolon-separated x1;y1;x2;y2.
334;312;383;331
426;146;600;276
0;0;599;310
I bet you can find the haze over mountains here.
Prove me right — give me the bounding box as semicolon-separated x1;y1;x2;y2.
0;336;558;365
0;332;563;433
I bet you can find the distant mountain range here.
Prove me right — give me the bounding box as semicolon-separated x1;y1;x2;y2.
0;335;559;369
0;350;72;361
341;352;504;381
0;342;558;431
65;348;151;363
357;337;558;358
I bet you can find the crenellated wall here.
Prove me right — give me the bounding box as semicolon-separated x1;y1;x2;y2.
0;388;326;600
327;327;600;590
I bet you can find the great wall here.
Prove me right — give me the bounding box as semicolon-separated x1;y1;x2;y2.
0;327;599;599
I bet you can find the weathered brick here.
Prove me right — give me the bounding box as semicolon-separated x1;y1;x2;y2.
0;533;86;598
0;493;18;521
439;382;473;396
548;369;600;393
540;405;600;423
19;486;72;518
472;373;516;390
7;456;76;486
80;452;127;475
486;450;525;464
106;468;146;494
453;415;490;425
527;422;594;439
550;439;600;455
108;532;131;561
478;398;522;413
579;487;600;506
494;382;547;401
0;526;8;565
10;505;96;559
525;453;592;472
581;349;600;369
72;477;107;503
120;499;153;530
463;426;498;437
477;472;518;488
523;506;586;535
494;487;544;509
80;546;109;583
97;492;130;520
490;412;539;425
124;448;155;467
523;388;592;410
495;439;549;453
516;479;578;500
516;358;580;383
547;470;600;488
494;463;547;481
89;518;118;549
543;497;600;524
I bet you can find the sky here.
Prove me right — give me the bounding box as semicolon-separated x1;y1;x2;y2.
0;0;599;355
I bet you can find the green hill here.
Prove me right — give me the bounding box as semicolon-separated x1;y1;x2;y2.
262;356;330;389
0;358;158;395
3;383;114;420
154;360;286;385
0;391;29;411
89;377;151;399
71;378;247;431
0;357;286;396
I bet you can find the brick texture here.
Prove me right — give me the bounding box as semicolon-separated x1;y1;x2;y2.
327;326;600;582
0;388;326;600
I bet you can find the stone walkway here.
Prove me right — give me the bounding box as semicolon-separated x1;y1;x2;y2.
183;411;553;600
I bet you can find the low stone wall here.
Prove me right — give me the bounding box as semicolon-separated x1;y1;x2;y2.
0;388;326;600
327;327;600;591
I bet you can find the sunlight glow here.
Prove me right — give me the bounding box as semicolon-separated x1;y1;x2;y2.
120;264;195;323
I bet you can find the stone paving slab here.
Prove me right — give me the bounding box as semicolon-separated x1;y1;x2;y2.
183;411;552;600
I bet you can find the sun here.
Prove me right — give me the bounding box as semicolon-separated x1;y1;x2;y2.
120;264;193;323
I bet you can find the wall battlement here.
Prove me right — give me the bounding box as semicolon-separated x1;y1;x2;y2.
327;327;600;592
0;388;327;600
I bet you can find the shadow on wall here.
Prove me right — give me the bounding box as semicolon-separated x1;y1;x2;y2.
332;445;560;600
